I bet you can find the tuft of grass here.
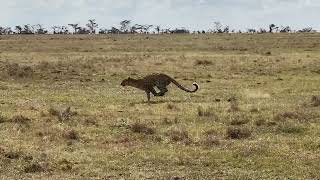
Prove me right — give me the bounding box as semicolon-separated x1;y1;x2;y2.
5;63;34;78
4;150;21;159
230;114;250;125
0;113;8;123
226;127;252;139
197;106;219;120
48;107;60;117
250;108;260;113
58;159;73;171
274;112;299;121
311;95;320;107
273;109;318;123
201;130;221;146
11;115;31;124
24;162;45;173
84;119;98;126
163;117;179;125
130;122;155;135
10;115;31;129
48;107;77;122
168;129;192;145
228;97;240;112
277;123;305;134
195;60;213;66
167;104;179;110
265;51;272;56
255;118;267;127
63;129;80;141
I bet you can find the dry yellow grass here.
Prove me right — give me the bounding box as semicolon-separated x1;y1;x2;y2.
0;33;320;179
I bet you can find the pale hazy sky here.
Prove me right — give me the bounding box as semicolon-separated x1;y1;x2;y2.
0;0;319;31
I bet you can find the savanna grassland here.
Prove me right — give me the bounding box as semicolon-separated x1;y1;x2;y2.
0;33;320;179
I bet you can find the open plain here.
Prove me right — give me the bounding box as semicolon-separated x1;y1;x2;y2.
0;33;320;179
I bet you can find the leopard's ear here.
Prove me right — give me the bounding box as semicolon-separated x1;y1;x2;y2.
128;77;132;80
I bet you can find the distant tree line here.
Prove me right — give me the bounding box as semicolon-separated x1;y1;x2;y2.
0;19;317;35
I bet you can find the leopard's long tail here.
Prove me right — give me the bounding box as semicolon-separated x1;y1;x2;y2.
170;77;199;93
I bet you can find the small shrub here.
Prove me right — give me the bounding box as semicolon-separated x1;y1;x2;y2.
11;115;31;124
228;97;240;112
63;129;80;141
130;122;155;135
267;121;277;126
311;96;320;107
255;118;266;126
201;131;221;146
5;63;34;78
84;119;98;126
167;104;179;110
204;129;218;136
37;61;51;71
0;113;7;123
49;107;77;122
195;60;213;66
250;108;260;113
198;107;219;120
226;127;251;139
4;151;21;159
11;115;31;129
230;114;249;125
168;129;192;145
273;110;316;123
274;112;299;121
24;162;45;173
59;159;73;171
48;107;60;116
163;117;179;125
172;176;183;180
60;107;77;121
23;155;34;162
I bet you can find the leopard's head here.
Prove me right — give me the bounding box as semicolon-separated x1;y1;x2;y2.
121;77;133;86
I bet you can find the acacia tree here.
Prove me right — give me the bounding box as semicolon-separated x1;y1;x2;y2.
170;28;189;34
0;27;5;35
52;26;61;34
298;27;313;33
15;26;22;34
131;24;142;33
86;19;98;34
155;25;161;34
120;20;131;33
33;24;47;34
142;24;153;33
0;27;12;35
269;24;277;33
259;28;267;33
68;23;79;34
163;28;171;34
214;21;223;33
108;27;121;34
247;28;256;33
77;27;90;34
23;24;33;34
99;28;108;34
280;26;291;33
60;26;69;34
223;26;230;33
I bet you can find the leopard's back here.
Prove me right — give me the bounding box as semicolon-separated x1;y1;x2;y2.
142;73;172;87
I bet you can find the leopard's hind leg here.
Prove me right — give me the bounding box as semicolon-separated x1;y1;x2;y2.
157;86;168;96
149;87;161;97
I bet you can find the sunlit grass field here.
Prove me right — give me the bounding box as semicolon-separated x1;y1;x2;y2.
0;33;320;179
